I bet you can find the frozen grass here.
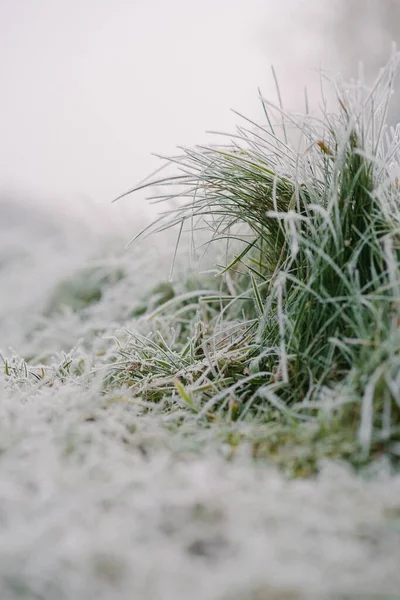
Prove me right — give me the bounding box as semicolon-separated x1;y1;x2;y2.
1;57;400;598
113;53;400;465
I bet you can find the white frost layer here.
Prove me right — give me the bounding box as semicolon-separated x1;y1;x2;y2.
0;380;399;600
0;198;399;599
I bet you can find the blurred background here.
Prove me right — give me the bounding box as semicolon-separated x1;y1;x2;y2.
1;0;399;214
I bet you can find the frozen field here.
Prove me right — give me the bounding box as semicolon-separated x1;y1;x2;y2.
0;198;399;600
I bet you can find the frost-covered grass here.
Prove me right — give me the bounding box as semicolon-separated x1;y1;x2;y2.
112;54;400;465
1;57;400;598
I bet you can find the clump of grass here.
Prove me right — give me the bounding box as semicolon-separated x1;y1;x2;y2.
115;53;400;461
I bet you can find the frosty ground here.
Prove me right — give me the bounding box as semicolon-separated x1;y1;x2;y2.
0;196;399;600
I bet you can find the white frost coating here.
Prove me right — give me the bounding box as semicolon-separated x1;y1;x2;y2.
0;196;399;599
0;381;399;599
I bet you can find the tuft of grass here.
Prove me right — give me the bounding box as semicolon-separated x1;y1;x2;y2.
114;52;400;465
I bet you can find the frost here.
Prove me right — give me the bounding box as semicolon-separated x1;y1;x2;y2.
0;195;399;599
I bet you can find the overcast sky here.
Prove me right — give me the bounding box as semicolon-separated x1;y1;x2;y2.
0;1;397;213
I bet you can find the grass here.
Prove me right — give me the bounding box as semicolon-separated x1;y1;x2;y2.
3;54;400;477
111;53;400;471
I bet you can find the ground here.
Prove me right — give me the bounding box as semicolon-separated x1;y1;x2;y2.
0;198;399;600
